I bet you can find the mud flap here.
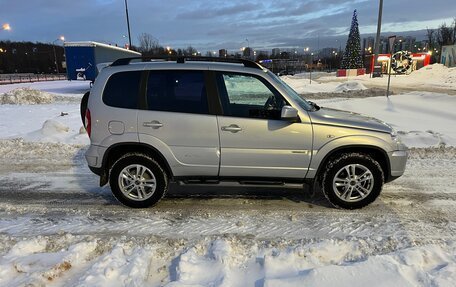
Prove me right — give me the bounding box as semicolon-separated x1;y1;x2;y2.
99;170;108;187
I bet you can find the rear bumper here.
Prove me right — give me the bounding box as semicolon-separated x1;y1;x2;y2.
85;144;107;171
387;149;408;182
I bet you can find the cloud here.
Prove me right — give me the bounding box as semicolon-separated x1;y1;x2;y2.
1;0;454;51
177;2;259;20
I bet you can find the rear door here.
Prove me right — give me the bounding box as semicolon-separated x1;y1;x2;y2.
216;72;313;179
137;70;220;177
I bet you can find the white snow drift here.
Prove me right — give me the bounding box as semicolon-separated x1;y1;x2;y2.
0;87;55;105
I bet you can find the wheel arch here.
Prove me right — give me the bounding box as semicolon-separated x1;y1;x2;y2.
100;142;173;185
314;145;391;183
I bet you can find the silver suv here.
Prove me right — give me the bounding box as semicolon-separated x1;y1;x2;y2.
82;57;407;209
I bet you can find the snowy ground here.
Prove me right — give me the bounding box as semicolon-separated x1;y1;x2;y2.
297;64;456;95
0;76;456;286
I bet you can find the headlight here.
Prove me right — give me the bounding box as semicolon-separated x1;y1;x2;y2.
390;129;401;144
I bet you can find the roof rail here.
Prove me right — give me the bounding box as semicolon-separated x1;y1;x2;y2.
110;56;263;70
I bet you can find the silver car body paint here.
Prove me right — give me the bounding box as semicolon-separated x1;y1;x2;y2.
85;61;408;181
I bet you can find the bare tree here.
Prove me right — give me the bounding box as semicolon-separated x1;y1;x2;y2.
184;46;198;56
426;28;435;48
137;33;159;54
436;22;456;47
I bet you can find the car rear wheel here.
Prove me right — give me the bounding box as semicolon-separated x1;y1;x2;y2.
321;153;384;209
109;154;168;208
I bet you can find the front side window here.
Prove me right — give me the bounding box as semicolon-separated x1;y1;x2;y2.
146;70;208;114
102;71;141;109
217;72;286;119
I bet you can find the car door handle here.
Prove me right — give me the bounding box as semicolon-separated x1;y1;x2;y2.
143;121;163;129
221;124;242;133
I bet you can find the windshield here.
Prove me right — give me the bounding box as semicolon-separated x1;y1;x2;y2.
267;71;313;111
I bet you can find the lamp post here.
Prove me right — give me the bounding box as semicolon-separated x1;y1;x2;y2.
373;0;383;76
124;0;132;49
52;36;65;74
310;52;314;84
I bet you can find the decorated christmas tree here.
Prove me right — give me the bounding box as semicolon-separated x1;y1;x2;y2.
341;10;364;69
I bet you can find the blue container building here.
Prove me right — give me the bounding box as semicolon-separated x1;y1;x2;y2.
64;41;141;81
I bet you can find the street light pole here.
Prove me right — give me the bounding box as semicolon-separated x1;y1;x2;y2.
373;0;383;71
310;52;314;84
124;0;132;49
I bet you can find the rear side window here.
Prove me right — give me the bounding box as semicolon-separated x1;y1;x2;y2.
103;71;141;109
146;70;208;114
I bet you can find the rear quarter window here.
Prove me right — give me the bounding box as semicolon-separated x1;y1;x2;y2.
146;70;208;114
102;71;142;109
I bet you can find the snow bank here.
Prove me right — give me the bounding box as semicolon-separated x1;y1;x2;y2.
22;119;87;145
315;92;456;148
0;80;89;97
334;81;367;92
318;63;456;90
281;75;366;94
0;88;54;104
0;103;88;145
0;236;454;287
410;63;456;87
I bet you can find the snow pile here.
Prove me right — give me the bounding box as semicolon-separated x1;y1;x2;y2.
315;92;456;147
0;88;54;104
318;64;456;90
0;80;90;98
0;103;89;145
334;81;367;92
411;63;456;86
22;119;87;145
0;236;454;287
281;76;366;94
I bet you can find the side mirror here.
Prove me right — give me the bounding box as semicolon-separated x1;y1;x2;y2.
281;105;298;120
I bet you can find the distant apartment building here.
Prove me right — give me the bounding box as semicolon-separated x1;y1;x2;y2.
320;47;339;58
271;48;281;57
219;49;228;58
368;35;419;53
362;37;375;54
255;50;269;57
242;47;254;59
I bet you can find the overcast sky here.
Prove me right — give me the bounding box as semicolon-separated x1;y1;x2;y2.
1;0;454;51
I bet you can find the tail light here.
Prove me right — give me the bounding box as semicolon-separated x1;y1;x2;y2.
85;109;91;138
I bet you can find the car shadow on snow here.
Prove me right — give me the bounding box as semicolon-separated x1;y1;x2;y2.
165;183;333;208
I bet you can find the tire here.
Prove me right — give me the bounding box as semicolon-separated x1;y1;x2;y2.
321;153;384;209
80;91;90;126
109;153;168;208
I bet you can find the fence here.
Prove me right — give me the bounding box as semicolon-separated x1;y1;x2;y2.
0;74;67;85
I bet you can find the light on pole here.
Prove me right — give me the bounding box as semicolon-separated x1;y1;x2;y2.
1;23;11;31
52;36;65;74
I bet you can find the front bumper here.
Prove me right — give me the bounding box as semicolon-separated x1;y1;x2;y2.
387;149;408;181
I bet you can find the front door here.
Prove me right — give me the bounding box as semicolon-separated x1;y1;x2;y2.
216;72;313;179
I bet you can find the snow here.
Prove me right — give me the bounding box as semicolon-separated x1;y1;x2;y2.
318;64;456;91
314;92;456;148
0;88;55;104
281;74;367;94
0;74;456;286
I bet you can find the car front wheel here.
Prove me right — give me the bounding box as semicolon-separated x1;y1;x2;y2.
321;153;384;209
